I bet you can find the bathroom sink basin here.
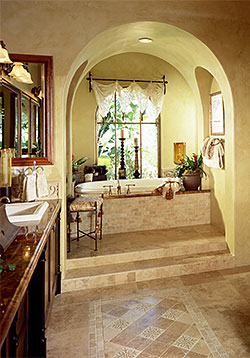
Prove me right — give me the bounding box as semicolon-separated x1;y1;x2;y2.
5;201;49;225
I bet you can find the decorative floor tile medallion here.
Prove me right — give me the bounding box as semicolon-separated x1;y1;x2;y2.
133;301;154;312
88;289;229;358
113;347;141;358
110;318;131;331
139;326;165;341
173;334;199;351
161;308;185;321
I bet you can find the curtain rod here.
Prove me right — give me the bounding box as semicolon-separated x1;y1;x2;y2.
86;72;168;94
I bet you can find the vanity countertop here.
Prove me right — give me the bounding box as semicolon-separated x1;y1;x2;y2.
0;199;61;348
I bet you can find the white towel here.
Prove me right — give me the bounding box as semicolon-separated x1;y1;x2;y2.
23;173;37;201
203;140;224;169
36;171;48;198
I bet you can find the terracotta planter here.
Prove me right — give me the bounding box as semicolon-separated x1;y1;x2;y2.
182;172;201;191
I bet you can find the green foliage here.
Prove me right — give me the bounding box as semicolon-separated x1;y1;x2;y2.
97;95;158;179
72;155;88;173
8;263;16;271
174;152;206;178
0;258;16;273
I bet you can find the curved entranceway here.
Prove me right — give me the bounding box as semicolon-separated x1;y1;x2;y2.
64;21;234;260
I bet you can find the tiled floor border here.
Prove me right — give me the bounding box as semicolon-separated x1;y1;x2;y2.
89;288;230;358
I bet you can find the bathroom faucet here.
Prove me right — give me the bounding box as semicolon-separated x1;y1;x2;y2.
103;185;113;195
125;184;135;194
0;196;11;204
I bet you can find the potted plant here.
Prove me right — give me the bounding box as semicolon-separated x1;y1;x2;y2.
174;152;206;191
72;155;88;173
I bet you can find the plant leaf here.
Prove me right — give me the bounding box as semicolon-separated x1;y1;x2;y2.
8;264;16;271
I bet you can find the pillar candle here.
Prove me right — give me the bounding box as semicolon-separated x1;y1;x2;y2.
2;153;8;185
134;137;138;146
120;129;124;138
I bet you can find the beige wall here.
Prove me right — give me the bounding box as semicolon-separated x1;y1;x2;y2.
72;53;196;170
3;0;250;273
195;69;225;233
209;78;226;233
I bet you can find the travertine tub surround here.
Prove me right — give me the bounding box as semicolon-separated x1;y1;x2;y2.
70;191;210;236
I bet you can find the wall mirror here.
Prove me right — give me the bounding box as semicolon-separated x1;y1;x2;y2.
0;54;53;166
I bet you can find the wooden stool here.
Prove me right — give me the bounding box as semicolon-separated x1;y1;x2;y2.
67;195;103;252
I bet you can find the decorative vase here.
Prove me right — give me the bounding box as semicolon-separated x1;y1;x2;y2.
182;172;201;191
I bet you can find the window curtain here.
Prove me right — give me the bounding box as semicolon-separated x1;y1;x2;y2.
92;80;165;119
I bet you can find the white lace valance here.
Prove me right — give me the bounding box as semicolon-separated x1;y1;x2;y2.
92;80;165;119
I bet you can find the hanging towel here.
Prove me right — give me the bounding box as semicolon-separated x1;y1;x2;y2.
36;170;48;198
23;173;37;201
203;138;224;169
202;137;211;157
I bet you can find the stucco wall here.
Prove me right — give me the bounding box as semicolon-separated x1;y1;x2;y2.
3;0;250;273
195;69;226;234
72;52;196;170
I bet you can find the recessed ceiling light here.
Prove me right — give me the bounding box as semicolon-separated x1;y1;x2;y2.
138;37;153;44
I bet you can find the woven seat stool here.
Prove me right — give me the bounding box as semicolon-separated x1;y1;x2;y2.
68;195;103;252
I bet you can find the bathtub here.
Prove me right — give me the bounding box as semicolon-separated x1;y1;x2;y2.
75;177;181;196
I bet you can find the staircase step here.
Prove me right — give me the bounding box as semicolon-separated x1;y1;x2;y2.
62;249;235;292
66;236;227;269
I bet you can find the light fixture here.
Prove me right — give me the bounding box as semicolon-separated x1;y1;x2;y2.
31;86;43;99
138;37;153;44
0;41;12;64
9;62;33;84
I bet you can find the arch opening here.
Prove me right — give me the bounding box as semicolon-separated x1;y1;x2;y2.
65;20;234;257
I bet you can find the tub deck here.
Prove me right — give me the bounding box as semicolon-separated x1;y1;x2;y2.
102;189;210;199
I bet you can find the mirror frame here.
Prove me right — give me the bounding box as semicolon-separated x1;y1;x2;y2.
8;54;54;166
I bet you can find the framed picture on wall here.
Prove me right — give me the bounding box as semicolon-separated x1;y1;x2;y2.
209;91;225;136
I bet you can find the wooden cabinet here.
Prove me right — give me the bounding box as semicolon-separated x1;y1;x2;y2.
44;218;61;328
0;208;61;358
1;292;29;358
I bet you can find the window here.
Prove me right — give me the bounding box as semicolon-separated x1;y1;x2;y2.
96;92;160;179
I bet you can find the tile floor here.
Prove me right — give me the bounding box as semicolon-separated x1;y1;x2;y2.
67;224;225;259
47;266;250;358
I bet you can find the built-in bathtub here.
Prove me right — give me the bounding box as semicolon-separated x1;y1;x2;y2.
75;177;181;196
73;178;210;235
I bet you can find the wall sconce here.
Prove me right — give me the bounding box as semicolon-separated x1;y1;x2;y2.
0;40;33;84
174;142;186;164
0;41;12;64
9;62;33;84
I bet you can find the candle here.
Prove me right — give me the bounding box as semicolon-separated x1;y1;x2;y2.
2;152;8;185
134;138;138;146
120;129;124;138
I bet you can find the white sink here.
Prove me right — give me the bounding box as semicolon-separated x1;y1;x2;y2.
5;201;49;225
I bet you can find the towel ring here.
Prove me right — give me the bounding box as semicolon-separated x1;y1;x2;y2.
36;166;44;174
24;164;44;176
24;167;33;176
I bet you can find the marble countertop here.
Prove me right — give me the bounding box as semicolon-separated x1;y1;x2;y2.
0;199;61;348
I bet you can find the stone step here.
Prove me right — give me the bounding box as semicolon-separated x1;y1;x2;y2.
66;236;227;269
62;249;235;292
